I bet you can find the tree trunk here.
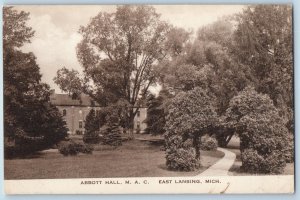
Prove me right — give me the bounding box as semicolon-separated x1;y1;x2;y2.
127;108;135;139
193;134;201;160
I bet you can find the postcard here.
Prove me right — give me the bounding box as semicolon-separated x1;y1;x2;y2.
3;4;294;194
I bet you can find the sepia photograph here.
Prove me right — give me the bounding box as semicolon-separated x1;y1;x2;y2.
3;4;294;194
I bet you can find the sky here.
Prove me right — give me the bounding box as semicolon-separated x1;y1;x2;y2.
15;5;245;93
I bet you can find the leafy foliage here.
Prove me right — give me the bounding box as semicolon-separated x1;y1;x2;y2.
165;136;200;171
164;87;218;170
226;86;291;173
3;7;68;157
59;141;94;156
54;5;172;134
201;135;218;151
53;67;82;96
233;5;293;126
3;7;34;49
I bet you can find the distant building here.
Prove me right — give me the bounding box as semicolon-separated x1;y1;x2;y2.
50;91;147;135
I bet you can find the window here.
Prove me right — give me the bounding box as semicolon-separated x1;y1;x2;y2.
137;110;140;117
63;109;67;116
79;121;83;129
137;121;140;129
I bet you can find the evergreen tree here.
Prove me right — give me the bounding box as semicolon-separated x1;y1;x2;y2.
102;111;122;147
83;109;100;144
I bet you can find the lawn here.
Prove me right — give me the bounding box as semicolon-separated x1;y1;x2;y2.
5;139;224;180
226;136;294;176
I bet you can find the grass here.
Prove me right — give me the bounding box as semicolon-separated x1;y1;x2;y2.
5;139;224;180
226;136;294;176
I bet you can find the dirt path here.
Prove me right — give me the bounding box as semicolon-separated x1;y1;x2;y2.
197;147;236;176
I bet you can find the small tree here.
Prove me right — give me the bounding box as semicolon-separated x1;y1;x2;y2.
85;109;98;133
164;87;218;171
102;111;122;147
225;86;291;174
83;109;100;144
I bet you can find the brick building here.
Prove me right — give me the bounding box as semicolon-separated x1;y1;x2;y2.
50;92;147;135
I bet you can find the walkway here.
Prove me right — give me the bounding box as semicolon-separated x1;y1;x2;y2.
197;147;236;176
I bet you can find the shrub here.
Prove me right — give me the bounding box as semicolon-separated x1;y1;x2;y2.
80;144;94;154
283;133;294;163
201;135;218;151
59;142;80;156
241;149;286;174
83;131;100;144
58;141;93;156
226;87;290;174
164;88;218;171
165;135;200;171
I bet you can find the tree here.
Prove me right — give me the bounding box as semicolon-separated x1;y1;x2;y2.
158;20;253;147
225;86;291;173
144;88;172;135
102;110;122;146
164;27;191;57
233;5;293;127
197;17;234;47
3;6;34;50
144;94;157;134
85;109;99;133
53;67;83;96
54;6;171;135
4;7;68;157
83;109;100;144
164;87;218;170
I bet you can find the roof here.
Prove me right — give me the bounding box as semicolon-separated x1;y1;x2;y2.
50;93;147;108
50;93;99;107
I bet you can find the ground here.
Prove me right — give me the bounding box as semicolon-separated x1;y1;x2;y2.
5;135;294;179
227;136;294;176
5;138;224;180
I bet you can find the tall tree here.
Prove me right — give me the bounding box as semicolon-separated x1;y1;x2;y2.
54;5;171;134
233;5;293;126
159;18;254;147
3;7;68;156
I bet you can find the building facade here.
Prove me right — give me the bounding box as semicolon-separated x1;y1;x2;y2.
50;92;147;135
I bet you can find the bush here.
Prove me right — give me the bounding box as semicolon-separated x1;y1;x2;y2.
80;144;94;154
165;135;200;171
58;141;93;156
164;88;218;171
241;149;286;174
283;133;294;163
226;87;290;174
83;131;100;144
201;135;218;151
